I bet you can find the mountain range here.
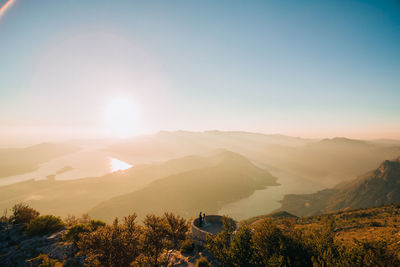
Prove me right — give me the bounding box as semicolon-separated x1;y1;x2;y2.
0;143;80;178
108;131;400;187
88;151;278;222
276;157;400;216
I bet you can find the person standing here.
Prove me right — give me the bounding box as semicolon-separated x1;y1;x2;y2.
202;213;206;226
199;212;203;227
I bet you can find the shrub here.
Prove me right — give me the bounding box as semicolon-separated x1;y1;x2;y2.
341;240;400;266
77;215;141;267
26;215;64;236
65;219;106;243
32;254;61;267
180;239;195;254
369;221;382;227
206;216;237;266
64;224;87;243
10;203;39;224
64;214;78;226
38;256;60;267
230;225;254;267
89;219;106;229
196;257;211;267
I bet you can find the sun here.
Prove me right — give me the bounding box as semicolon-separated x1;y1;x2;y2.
105;97;140;138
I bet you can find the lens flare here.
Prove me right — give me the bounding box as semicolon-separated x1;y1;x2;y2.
0;0;16;19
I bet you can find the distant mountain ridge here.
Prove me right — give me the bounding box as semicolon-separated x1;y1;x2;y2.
107;131;400;187
276;157;400;216
257;137;400;187
0;150;227;216
0;143;81;178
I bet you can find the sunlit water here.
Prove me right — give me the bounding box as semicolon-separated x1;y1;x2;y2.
0;148;133;186
110;158;132;172
218;166;325;221
1;149;323;220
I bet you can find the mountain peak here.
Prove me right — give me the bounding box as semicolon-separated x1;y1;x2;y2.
319;137;367;146
376;158;400;178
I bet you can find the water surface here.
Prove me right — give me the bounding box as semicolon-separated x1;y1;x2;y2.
218;167;324;220
0;148;133;186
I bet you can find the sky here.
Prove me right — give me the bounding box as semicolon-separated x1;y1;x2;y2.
0;0;399;145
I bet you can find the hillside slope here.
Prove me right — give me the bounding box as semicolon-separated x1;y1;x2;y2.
0;143;81;178
108;132;400;187
89;151;279;222
255;138;400;187
106;130;312;162
277;157;400;216
0;151;225;216
246;204;400;254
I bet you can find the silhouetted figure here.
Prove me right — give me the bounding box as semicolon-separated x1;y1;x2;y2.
203;213;206;225
199;212;203;227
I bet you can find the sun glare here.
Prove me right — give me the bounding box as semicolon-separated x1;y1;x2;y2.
110;158;133;172
105;97;140;138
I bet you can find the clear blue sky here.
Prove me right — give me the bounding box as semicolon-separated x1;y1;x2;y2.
0;0;399;143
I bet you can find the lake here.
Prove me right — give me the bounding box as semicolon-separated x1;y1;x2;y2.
0;147;133;186
218;166;324;220
0;149;323;221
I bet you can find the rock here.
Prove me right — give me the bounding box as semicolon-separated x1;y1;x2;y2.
46;229;66;242
63;255;85;267
0;241;8;249
0;224;77;267
25;257;44;267
20;236;49;250
38;241;76;261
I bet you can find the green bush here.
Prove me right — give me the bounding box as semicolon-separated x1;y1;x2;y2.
10;203;39;224
31;254;60;267
78;215;141;267
38;256;60;267
65;219;106;243
196;257;211;267
88;219;106;229
26;215;64;236
180;239;195;254
65;224;87;242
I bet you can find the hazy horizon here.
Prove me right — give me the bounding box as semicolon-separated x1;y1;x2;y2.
1;0;399;145
1;129;400;148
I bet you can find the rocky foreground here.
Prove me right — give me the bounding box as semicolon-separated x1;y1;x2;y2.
0;222;82;267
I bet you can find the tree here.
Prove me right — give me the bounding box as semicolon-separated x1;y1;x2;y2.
163;212;189;264
206;216;236;266
252;219;311;267
138;214;168;266
230;225;255;267
77;214;141;267
26;215;64;236
10;203;39;224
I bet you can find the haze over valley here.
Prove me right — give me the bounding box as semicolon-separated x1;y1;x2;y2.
1;1;400;265
0;131;399;222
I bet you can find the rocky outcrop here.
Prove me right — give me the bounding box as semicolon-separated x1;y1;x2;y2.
0;222;82;267
191;215;237;245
